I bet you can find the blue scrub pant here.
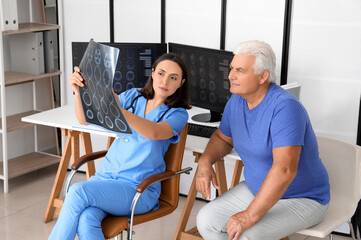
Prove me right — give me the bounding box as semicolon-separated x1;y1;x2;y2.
48;177;158;240
197;182;329;240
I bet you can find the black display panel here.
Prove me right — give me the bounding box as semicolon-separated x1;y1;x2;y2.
169;43;233;122
72;42;167;95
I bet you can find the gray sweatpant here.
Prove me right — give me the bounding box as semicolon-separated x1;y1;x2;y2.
197;181;328;240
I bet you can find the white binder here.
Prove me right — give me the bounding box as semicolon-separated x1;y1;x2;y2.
9;0;18;30
1;0;18;31
10;32;45;75
1;0;11;31
43;30;55;73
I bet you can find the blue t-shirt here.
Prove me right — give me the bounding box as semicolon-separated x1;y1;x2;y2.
95;88;188;198
219;83;330;204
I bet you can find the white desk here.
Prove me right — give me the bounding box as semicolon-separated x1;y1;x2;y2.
22;105;118;138
22;105;116;223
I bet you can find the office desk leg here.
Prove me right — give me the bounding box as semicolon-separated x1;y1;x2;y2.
44;129;74;223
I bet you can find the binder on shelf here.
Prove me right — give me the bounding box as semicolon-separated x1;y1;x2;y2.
9;0;18;30
10;32;45;75
1;0;11;31
44;30;55;73
1;0;18;31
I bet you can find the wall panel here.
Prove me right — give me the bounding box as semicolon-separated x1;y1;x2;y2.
63;0;110;106
114;0;161;43
166;0;221;49
288;0;361;145
226;0;285;83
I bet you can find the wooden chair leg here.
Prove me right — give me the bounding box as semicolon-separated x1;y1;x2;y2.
214;159;227;195
230;160;243;189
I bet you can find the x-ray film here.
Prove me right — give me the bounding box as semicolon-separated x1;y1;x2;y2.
79;39;132;134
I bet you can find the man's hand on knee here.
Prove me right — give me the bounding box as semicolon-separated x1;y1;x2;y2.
227;211;255;240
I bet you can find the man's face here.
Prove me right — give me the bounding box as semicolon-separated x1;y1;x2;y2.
228;54;263;97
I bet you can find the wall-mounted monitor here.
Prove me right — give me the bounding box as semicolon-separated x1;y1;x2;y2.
169;42;233;123
72;42;167;95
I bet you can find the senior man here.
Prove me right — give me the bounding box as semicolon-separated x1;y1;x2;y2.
196;40;330;240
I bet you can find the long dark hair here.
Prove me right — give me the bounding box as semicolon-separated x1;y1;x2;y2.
138;53;191;109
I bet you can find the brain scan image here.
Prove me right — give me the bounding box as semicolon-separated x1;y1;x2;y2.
78;39;132;134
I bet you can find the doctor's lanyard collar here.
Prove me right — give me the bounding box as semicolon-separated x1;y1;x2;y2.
125;94;171;123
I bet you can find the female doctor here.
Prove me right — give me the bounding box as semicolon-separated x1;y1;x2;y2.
49;53;191;240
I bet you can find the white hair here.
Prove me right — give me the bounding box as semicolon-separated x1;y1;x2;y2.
233;40;277;83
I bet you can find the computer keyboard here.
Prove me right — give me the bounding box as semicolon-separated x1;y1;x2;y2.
187;123;218;138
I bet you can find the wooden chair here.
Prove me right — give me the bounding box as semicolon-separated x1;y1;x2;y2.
65;124;190;240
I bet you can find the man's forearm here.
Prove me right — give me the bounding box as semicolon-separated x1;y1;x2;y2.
199;129;233;165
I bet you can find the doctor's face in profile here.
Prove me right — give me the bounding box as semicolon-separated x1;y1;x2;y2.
151;60;185;100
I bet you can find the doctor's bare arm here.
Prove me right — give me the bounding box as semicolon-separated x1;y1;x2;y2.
69;67;86;125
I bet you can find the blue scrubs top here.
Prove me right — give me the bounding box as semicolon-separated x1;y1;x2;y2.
95;88;188;199
220;83;330;204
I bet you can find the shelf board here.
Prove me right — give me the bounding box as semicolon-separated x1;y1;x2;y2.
2;22;60;35
0;110;40;132
0;152;60;179
4;70;61;87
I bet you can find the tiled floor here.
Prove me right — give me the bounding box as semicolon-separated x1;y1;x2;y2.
0;165;353;240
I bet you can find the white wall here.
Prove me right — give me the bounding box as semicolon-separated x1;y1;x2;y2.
288;0;361;144
114;0;161;43
166;0;221;49
226;0;285;84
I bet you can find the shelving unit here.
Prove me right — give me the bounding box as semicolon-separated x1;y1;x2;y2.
2;22;59;35
4;70;61;86
0;1;63;193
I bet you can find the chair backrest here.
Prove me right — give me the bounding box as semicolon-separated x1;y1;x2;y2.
317;136;361;217
159;124;188;209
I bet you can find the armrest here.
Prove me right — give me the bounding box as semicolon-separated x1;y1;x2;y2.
71;150;108;170
136;167;192;193
66;150;108;196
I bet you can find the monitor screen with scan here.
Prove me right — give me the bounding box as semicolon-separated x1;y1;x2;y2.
72;42;167;95
169;43;234;123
